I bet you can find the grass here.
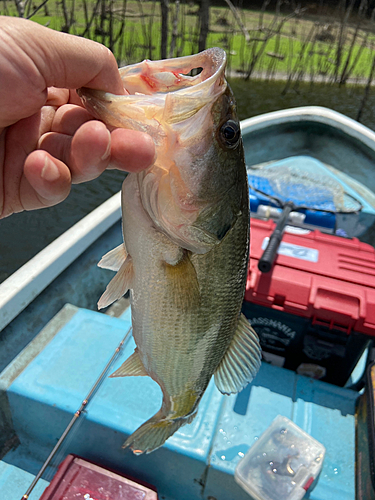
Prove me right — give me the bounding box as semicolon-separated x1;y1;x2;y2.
2;0;375;82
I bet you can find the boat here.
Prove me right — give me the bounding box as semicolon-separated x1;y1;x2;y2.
0;106;374;500
242;106;375;239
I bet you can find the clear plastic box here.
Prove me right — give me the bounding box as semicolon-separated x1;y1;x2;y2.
235;415;326;500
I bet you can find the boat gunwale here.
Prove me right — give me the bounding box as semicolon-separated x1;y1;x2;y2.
0;192;122;333
240;106;375;152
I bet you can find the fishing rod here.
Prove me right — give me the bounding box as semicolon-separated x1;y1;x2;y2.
20;325;132;500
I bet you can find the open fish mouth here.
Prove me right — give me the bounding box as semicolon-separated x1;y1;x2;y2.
78;48;227;132
117;47;226;95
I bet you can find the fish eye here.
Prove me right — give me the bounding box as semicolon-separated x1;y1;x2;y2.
219;120;241;149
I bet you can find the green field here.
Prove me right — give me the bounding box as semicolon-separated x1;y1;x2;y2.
2;0;375;82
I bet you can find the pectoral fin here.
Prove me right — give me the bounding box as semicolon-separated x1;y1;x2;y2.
97;255;134;309
214;314;261;395
110;349;148;377
164;251;200;310
98;243;127;271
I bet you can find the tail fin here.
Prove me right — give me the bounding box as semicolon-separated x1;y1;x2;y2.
123;411;196;455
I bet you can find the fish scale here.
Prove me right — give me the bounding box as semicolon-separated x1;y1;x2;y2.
79;48;261;454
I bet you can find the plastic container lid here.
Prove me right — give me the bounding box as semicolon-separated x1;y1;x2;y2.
235;415;325;500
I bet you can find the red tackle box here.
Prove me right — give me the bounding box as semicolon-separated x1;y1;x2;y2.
40;454;158;500
243;218;375;386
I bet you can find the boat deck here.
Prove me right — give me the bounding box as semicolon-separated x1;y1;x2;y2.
0;303;358;500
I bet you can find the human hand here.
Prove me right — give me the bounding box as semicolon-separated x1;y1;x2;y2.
0;16;155;219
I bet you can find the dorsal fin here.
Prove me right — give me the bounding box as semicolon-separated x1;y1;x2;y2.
214;314;261;395
97;255;134;309
98;244;127;271
110;350;148;377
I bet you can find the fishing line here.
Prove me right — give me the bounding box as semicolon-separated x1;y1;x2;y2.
20;325;132;500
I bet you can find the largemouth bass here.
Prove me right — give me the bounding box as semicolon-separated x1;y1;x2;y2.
79;48;261;455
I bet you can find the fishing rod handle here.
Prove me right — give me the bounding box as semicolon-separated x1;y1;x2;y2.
257;203;294;273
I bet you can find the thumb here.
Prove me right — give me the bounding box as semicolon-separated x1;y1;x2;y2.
0;16;125;128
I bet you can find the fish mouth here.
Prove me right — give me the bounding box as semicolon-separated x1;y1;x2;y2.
118;47;226;96
78;48;227;131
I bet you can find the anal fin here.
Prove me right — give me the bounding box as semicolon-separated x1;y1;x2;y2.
98;255;134;310
110;349;148;378
98;243;127;271
214;314;261;395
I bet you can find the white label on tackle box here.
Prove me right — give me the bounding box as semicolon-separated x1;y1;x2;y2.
261;238;319;262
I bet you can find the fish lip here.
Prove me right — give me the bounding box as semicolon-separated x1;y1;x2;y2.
76;87;100;104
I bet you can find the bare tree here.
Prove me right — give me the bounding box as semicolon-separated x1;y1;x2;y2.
14;0;25;17
357;50;375;122
334;0;356;83
198;0;210;52
222;0;250;42
27;0;49;19
160;0;169;59
339;0;368;85
60;0;75;33
169;0;180;58
81;0;102;38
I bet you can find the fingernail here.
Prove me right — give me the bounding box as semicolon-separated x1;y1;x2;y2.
101;130;111;161
41;157;60;181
